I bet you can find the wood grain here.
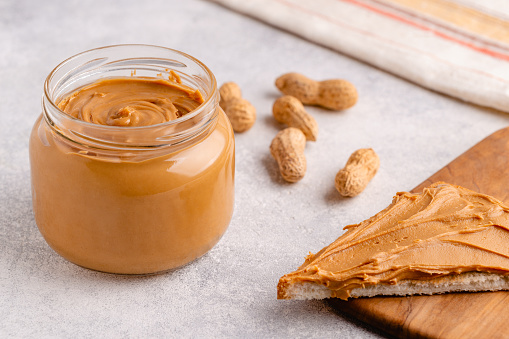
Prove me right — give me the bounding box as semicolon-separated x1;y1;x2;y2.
330;127;509;339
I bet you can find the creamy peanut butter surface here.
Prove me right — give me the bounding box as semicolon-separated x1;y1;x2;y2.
58;77;204;126
278;182;509;300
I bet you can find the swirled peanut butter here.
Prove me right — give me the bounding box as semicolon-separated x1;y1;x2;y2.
278;182;509;300
58;77;204;126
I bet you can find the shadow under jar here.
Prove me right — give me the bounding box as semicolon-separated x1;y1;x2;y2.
29;45;235;274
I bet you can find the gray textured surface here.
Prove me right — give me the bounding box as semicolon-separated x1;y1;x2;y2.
1;0;509;337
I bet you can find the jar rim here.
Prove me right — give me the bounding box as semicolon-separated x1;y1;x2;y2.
42;44;220;150
43;44;218;131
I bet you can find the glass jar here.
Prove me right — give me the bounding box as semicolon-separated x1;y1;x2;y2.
29;45;235;274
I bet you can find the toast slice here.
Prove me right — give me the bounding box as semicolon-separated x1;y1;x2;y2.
277;182;509;300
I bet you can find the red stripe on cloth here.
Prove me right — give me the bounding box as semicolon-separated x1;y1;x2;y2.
341;0;509;61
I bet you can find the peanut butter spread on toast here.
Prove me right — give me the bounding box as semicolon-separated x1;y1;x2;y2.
277;182;509;300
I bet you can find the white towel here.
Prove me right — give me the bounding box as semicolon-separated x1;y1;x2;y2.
209;0;509;112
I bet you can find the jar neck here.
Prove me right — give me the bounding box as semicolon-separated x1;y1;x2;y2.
42;44;219;153
42;91;219;152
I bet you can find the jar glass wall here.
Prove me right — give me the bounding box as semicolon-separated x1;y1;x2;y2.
29;45;235;274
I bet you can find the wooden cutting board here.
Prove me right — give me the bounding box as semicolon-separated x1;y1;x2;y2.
329;127;509;339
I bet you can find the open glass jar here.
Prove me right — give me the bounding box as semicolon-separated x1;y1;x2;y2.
29;45;235;274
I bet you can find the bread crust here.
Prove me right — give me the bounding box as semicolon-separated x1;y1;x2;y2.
278;272;509;300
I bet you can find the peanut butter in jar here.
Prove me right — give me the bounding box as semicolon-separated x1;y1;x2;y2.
29;45;235;274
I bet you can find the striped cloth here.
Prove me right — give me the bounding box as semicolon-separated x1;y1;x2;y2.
210;0;509;113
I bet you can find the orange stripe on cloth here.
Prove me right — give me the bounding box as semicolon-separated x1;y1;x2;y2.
341;0;509;61
386;0;509;45
274;0;509;85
